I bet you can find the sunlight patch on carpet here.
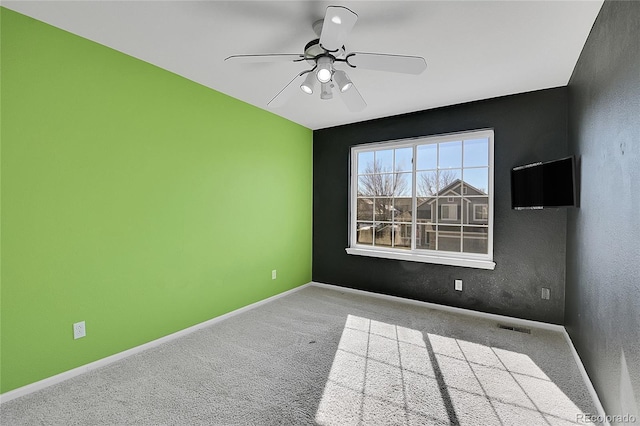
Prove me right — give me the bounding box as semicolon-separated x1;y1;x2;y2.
315;314;586;425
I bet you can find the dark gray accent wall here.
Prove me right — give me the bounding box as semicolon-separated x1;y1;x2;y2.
314;87;569;324
566;0;640;419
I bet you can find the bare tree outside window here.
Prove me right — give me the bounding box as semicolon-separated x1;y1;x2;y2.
357;159;409;197
358;159;410;223
418;169;458;196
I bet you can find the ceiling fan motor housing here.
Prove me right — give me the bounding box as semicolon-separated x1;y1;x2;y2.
303;39;345;65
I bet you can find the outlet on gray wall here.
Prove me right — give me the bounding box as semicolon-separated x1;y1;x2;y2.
541;288;550;300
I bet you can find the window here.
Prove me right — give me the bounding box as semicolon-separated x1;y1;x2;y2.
441;204;458;221
347;129;495;270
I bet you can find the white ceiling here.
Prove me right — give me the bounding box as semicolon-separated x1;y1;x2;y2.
3;1;603;130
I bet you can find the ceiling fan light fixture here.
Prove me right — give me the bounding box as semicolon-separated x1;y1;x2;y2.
317;68;332;83
320;82;333;100
300;71;316;94
316;56;333;83
333;70;353;92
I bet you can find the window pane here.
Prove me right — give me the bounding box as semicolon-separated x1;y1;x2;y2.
463;138;489;167
393;223;412;249
463;226;488;254
461;199;470;224
416;224;436;250
357;198;374;221
358;175;375;196
374;223;393;247
393;197;413;222
374;197;393;222
394;172;412;197
359;173;395;196
470;199;489;224
438;226;462;252
379;173;395;196
437;169;462;194
356;222;373;245
417;171;439;196
394;147;413;172
417;144;437;170
357;151;375;175
463;168;489;194
375;149;393;172
416;198;434;223
439;141;462;169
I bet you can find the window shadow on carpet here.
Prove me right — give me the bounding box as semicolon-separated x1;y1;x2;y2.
314;314;585;425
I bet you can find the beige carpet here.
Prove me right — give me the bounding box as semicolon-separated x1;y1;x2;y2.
0;284;598;425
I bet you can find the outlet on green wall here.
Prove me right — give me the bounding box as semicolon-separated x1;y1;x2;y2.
0;8;312;394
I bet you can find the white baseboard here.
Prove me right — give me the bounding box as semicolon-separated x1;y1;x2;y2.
311;281;565;332
311;281;609;424
0;282;311;404
562;329;610;426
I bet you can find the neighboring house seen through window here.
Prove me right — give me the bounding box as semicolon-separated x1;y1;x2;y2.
347;129;495;270
473;204;489;222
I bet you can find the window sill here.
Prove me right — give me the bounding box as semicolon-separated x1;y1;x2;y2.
345;247;496;270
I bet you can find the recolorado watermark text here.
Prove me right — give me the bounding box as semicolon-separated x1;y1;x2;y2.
577;413;637;423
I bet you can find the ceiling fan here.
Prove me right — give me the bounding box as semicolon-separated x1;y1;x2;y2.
224;5;427;112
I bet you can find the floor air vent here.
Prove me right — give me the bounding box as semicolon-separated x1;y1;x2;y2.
497;324;531;334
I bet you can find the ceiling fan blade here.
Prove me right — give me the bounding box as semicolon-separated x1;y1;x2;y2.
224;54;304;63
319;6;358;52
267;71;308;108
347;52;427;75
338;80;367;112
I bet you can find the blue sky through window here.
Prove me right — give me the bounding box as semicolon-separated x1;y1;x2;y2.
357;138;489;195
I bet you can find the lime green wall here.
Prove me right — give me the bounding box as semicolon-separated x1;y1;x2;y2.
0;8;312;394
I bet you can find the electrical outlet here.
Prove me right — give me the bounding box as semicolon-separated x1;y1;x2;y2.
73;321;86;339
541;288;550;300
455;279;463;291
272;270;277;280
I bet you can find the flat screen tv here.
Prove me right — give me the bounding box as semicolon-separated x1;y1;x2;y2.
511;156;576;209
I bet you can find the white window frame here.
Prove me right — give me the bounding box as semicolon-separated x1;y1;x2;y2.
346;129;495;270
